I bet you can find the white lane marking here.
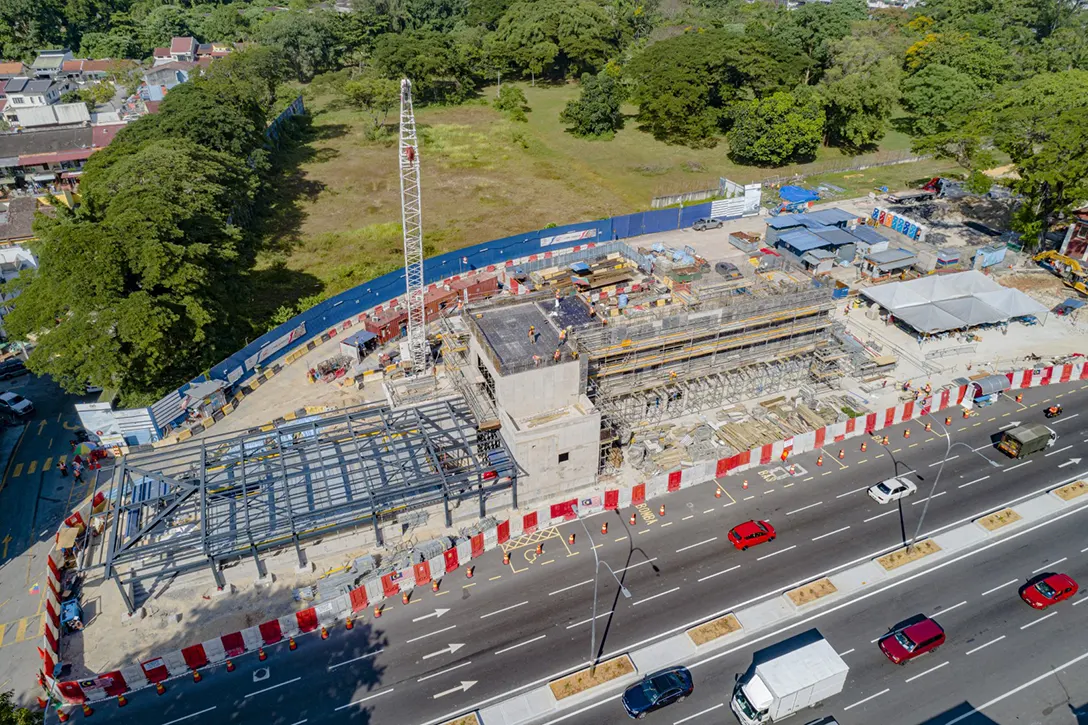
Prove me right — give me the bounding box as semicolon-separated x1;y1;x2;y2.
1020;611;1058;630
1073;597;1087;606
836;487;868;499
787;501;824;515
757;545;797;561
863;509;898;523
905;661;949;683
912;491;947;505
837;648;855;656
613;558;658;575
1004;460;1032;472
965;635;1006;655
289;720;308;725
843;688;891;711
982;579;1019;596
632;587;681;607
941;650;1088;725
929;455;959;467
406;627;456;644
333;688;395;710
494;634;547;655
703;508;716;514
245;676;301;698
1049;413;1080;423
698;565;741;583
549;580;593;596
480;601;529;619
1045;444;1073;457
676;537;718;553
812;526;851;542
567;611;613;629
1032;557;1068;573
463;475;1088;725
161;707;217;725
673;703;725;724
418;661;473;682
683;515;694;521
328;648;385;670
959;475;991;489
935;600;968;616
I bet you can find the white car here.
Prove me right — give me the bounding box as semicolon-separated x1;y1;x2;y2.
0;391;34;417
867;476;917;504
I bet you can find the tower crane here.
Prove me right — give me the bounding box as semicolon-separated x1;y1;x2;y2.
399;78;429;374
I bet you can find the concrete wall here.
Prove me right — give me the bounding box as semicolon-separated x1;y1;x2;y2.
501;397;601;497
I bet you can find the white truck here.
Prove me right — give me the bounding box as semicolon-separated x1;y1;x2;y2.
731;635;849;724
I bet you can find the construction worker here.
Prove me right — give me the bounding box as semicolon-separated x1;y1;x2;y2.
553;348;561;363
558;328;567;344
528;325;536;344
532;354;542;366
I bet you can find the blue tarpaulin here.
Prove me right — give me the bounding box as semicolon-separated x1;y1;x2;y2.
779;186;820;204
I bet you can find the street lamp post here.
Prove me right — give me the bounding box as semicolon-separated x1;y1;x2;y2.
571;506;631;674
909;416;1001;551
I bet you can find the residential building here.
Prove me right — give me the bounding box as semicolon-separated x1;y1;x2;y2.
1060;208;1088;262
60;59;130;84
143;62;194;92
169;37;198;62
0;62;29;93
30;49;73;78
0;197;46;338
2;77;69;123
14;102;90;129
0;126;97;193
152;47;172;65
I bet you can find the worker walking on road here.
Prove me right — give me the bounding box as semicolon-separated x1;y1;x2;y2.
58;461;68;477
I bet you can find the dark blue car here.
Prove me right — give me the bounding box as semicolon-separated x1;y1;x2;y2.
621;666;693;719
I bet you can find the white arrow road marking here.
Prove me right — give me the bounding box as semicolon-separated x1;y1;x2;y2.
413;608;451;622
423;643;465;660
1059;457;1082;468
433;681;477;699
999;421;1021;431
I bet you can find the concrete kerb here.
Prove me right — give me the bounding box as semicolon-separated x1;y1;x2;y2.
49;366;1082;706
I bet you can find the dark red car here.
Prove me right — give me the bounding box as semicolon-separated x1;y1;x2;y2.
1020;573;1079;609
878;617;945;664
728;520;776;551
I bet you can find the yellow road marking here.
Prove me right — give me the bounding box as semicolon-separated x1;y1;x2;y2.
57;455;66;465
43;457;52;471
0;622;6;645
1002;412;1010;417
14;616;33;642
27;461;36;475
638;530;650;535
875;454;885;459
909;443;918;448
489;575;502;581
463;583;476;589
434;590;449;596
803;476;814;481
987;417;996;422
11;464;21;478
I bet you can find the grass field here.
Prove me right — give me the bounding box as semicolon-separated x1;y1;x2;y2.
253;82;956;312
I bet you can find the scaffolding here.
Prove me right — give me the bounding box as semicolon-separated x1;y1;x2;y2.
98;399;517;613
439;314;503;452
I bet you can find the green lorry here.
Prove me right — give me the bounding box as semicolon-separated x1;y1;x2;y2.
997;424;1057;459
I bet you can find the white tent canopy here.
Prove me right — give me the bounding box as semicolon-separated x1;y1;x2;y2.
860;270;1048;334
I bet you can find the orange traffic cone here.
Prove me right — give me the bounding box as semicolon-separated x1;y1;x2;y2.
117;694;128;707
257;648;267;662
629;512;637;525
289;636;297;650
742;480;749;489
788;464;795;475
881;435;889;445
535;543;543;555
715;488;722;498
466;566;474;578
321;625;330;639
568;533;575;545
401;591;410;605
838;449;845;459
57;709;69;722
345;617;354;630
503;551;510;565
924;422;932;431
601;521;608;535
945;416;952;425
658;504;665;516
1016;393;1023;402
36;697;47;710
373;605;382;618
156;682;166;695
81;703;93;717
816;455;824;466
963;409;970;418
226;659;235;672
432;579;440;592
904;428;911;439
192;670;202;683
860;441;867;452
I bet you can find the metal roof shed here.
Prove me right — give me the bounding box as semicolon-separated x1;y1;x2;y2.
805;208;859;227
867;248;916;275
778;229;832;255
969;374;1011;398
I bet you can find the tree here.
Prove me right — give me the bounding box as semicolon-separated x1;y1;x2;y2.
0;0;65;60
964;169;993;194
61;84;115;113
494;84;529;121
727;90;825;166
0;690;39;724
900;63;983;135
199;3;252;43
372;30;476;103
340;73;400;136
559;70;625;137
904;32;1017;87
820;56;900;150
79;31;142;60
776;0;868;73
256;10;338;82
493;0;616;80
141;5;197;51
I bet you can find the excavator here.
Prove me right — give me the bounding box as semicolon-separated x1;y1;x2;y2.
1034;250;1088;295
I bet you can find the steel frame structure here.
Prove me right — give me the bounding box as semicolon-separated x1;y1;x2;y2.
102;400;517;613
399;78;429;374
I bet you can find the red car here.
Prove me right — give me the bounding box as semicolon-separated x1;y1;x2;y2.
878;617;945;664
728;520;776;551
1020;573;1079;609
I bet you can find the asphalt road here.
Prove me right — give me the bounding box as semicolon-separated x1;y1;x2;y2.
58;381;1088;725
550;487;1088;725
0;371;102;697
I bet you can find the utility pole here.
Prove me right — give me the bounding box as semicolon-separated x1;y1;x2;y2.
399;78;429;375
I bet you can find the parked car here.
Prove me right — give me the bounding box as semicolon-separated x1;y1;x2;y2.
867;477;918;504
878;617;945;664
1020;573;1079;609
622;666;693;719
0;359;28;381
0;391;34;417
728;520;776;551
692;217;724;231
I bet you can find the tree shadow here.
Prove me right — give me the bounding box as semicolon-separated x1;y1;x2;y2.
890;116;916;136
591;510;661;664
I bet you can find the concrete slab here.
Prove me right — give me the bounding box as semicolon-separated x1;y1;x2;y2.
1012;493;1065;520
734;596;793;632
829;561;887;595
629;634;697;673
931;523;987;553
475;303;568;369
479;686;556;725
